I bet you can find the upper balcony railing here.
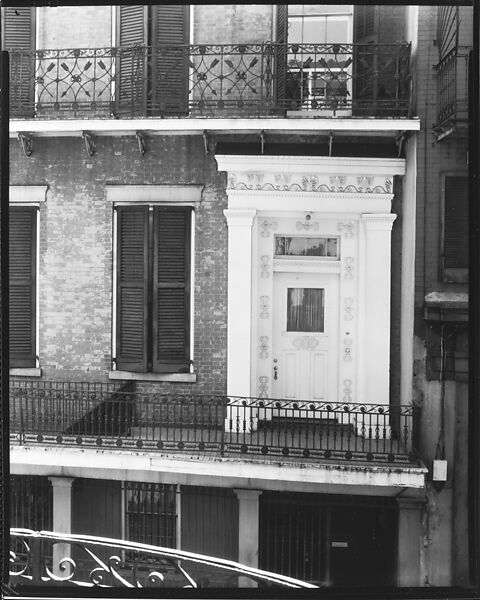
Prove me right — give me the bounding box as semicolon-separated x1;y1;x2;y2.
433;46;470;135
10;379;420;466
9;42;412;120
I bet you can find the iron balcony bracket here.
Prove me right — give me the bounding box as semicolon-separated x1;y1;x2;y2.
203;130;209;156
136;131;146;156
82;131;96;157
18;133;33;157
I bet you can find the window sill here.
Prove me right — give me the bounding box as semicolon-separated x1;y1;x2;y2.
424;291;469;323
443;268;468;284
108;370;197;383
10;368;42;377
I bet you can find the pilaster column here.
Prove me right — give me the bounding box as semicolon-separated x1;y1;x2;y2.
224;209;256;398
397;496;424;587
48;477;74;577
234;488;262;580
401;135;417;406
360;213;396;406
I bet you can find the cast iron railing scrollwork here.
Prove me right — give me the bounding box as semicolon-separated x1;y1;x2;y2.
9;529;317;588
8;42;411;119
10;379;421;465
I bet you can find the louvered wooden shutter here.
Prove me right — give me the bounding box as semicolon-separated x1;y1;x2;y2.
150;5;189;116
153;207;191;373
3;7;35;117
444;176;468;271
354;5;375;41
437;6;458;61
116;207;149;372
2;7;34;49
10;207;36;368
274;5;288;113
116;6;148;117
353;6;377;114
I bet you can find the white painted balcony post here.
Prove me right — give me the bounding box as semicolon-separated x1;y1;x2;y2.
360;213;396;408
48;477;74;578
224;209;257;431
234;489;262;587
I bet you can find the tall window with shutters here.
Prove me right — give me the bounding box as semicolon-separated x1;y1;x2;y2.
116;5;190;116
10;207;37;369
115;206;192;374
442;174;468;283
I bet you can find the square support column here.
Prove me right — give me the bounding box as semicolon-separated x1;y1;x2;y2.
360;213;396;406
48;477;74;578
234;488;262;585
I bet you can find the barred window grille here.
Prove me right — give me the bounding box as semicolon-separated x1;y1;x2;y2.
125;482;177;548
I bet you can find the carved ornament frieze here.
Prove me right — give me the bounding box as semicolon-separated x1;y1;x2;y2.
296;214;320;231
344;298;354;321
258;376;269;398
259;336;269;359
337;221;355;238
259;219;278;237
259;296;270;319
292;337;320;350
344;257;354;280
343;379;353;402
260;255;271;278
227;171;394;194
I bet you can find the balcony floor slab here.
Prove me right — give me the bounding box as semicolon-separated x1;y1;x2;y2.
10;441;427;495
9;117;421;139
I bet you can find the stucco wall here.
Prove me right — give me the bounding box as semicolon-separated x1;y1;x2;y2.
193;5;274;44
37;6;113;49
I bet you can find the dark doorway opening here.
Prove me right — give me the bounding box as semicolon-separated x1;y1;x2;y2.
259;491;397;587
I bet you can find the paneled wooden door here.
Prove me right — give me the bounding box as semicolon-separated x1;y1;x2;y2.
272;272;339;403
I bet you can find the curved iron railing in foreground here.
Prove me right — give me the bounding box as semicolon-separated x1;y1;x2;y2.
9;529;317;589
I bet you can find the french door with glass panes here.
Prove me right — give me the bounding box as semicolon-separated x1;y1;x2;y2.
272;271;339;403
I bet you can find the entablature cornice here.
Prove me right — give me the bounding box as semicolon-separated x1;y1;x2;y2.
216;155;405;198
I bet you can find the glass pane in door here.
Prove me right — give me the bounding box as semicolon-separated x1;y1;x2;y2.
287;288;325;332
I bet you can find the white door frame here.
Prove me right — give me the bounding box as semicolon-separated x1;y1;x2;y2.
217;155;405;409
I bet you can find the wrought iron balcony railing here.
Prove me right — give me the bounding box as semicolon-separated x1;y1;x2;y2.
10;529;317;588
8;42;412;120
433;46;470;135
10;379;420;465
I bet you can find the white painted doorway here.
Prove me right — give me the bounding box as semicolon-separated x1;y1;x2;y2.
272;272;339;403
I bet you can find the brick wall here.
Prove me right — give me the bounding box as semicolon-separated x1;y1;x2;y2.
413;5;471;319
10;135;229;394
412;6;472;588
